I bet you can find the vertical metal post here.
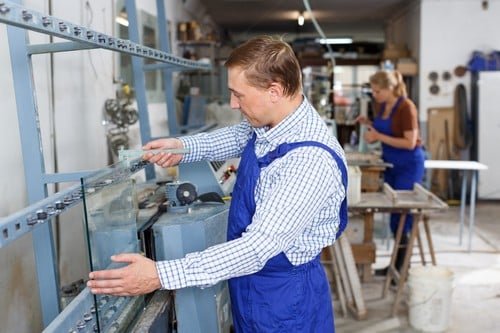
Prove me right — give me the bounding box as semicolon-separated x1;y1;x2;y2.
6;23;60;328
156;0;180;137
125;0;155;179
127;0;184;180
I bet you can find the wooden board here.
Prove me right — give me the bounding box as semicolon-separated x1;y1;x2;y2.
349;183;448;212
383;183;448;209
427;107;455;197
337;236;367;320
360;166;385;192
351;243;376;264
427;107;455;160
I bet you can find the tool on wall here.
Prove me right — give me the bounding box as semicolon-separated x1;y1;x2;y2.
448;83;472;201
428;71;440;95
453;83;472;151
103;84;139;163
453;65;468;77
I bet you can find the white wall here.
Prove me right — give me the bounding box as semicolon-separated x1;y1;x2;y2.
385;0;500;150
386;0;422;106
386;1;421;57
419;0;500;122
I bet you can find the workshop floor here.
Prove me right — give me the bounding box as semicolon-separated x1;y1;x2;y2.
331;201;500;333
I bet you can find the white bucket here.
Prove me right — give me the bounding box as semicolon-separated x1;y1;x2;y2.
408;266;454;332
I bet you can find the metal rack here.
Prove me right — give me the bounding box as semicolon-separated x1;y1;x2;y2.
177;40;218;98
0;0;211;329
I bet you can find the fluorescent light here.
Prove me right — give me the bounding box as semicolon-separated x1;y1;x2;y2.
298;13;305;26
316;38;353;45
116;9;129;27
116;16;129;27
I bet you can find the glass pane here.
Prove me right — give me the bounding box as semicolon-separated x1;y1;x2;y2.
81;161;146;332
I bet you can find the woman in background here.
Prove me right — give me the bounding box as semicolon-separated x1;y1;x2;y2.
356;70;425;275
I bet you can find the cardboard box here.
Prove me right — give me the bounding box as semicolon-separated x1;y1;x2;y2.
397;60;418;75
382;43;410;60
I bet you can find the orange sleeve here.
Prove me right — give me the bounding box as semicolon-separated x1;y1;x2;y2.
391;98;423;146
392;98;418;136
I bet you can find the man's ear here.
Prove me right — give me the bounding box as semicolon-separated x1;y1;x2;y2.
268;83;284;102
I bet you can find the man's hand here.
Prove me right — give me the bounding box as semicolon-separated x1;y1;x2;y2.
87;253;162;296
142;138;184;168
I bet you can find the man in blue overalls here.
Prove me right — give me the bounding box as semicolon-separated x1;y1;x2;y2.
88;36;348;332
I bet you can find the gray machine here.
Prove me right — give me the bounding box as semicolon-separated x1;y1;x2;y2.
179;159;240;197
152;200;232;333
132;176;233;333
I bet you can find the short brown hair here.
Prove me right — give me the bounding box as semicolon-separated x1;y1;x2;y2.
224;36;302;97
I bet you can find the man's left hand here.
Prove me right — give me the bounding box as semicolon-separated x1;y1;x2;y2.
87;253;161;296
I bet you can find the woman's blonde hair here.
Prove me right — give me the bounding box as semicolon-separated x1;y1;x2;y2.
369;70;407;97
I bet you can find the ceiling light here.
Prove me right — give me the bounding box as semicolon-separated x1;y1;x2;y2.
316;38;353;45
116;16;129;27
116;8;129;27
298;12;305;26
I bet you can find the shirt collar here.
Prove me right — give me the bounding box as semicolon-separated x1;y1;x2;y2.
255;95;310;143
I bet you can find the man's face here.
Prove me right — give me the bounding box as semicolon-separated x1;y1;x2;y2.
227;66;273;128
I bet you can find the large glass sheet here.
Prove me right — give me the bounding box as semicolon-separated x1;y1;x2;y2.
81;160;147;332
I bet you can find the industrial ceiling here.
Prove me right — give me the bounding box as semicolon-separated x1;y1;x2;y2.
198;0;413;43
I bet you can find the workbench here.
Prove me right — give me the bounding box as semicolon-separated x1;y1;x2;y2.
345;152;392;275
348;183;448;316
345;152;393;192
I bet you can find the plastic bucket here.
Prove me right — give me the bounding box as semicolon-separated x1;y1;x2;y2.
408;266;453;332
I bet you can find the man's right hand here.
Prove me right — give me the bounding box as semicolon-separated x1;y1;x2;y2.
142;138;184;168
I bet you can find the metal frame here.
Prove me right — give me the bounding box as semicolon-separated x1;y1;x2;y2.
0;2;210;71
0;0;211;327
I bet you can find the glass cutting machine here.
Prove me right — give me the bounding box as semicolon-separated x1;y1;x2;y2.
42;157;236;332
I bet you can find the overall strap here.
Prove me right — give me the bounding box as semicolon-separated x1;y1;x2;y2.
257;141;348;238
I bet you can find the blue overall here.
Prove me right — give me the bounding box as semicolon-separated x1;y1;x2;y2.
372;97;425;233
227;134;348;333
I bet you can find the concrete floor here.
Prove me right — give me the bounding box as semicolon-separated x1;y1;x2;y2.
331;201;500;333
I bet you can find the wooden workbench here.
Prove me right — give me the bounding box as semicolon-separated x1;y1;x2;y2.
347;183;448;316
345;152;393;192
345;152;394;277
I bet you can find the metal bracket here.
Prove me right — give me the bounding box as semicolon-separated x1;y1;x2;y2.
0;159;150;249
0;1;211;71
